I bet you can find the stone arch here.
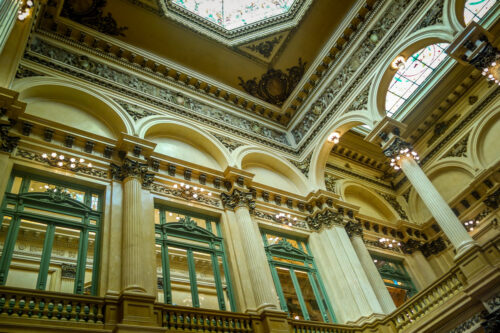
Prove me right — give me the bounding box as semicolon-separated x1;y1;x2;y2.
138;117;233;171
371;34;452;119
308;113;373;191
407;161;474;224
12;77;134;139
469;103;500;170
340;181;400;224
234;147;309;196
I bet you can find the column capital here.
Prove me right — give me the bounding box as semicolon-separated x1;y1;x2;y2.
382;137;414;158
345;220;363;238
0;121;20;153
110;158;155;188
221;188;255;211
306;208;345;232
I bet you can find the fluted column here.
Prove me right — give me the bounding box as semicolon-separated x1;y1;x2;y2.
0;0;20;53
111;158;155;294
222;189;279;311
404;249;437;290
346;222;396;314
399;157;476;256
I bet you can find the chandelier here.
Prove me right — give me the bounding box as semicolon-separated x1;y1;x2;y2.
274;212;298;226
389;148;419;170
379;237;401;248
482;59;500;86
18;0;34;21
463;219;479;232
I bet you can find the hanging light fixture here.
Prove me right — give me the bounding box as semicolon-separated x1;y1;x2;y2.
172;182;212;200
41;152;93;171
328;132;340;144
17;0;34;21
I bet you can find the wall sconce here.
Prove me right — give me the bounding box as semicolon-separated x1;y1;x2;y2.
379;237;401;248
482;60;500;86
391;56;406;71
274;212;297;226
328;132;340;144
18;0;34;21
172;182;212;200
42;152;92;170
463;219;479;232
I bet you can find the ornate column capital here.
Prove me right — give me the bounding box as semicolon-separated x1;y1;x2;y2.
110;158;154;188
0;121;20;153
306;208;345;232
345;220;363;238
382;137;413;158
221;188;255;211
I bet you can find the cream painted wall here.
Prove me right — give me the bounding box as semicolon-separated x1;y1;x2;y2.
25;100;116;139
343;187;395;222
149;136;221;170
243;163;299;193
478;112;500;167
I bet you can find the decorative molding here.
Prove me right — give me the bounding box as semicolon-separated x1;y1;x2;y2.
306;208;344;232
378;192;408;220
345;220;363;238
326;163;392;189
364;239;402;253
61;0;128;37
115;100;155;121
245;35;283;59
419;237;447;257
238;58;306;106
427;115;460;146
220;189;255;211
150;183;220;207
482;309;500;333
16;148;108;178
346;85;369;113
324;174;338;193
412;0;444;32
15;65;44;79
448;312;486;333
484;189;500;209
110;158;154;187
383;137;413;158
61;263;77;279
212;133;245;152
0;122;20;153
290;152;312;176
26;38;290;148
485;293;500;312
253;210;307;228
444;134;469;158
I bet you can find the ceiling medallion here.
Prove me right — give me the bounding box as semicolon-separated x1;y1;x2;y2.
160;0;312;46
61;0;128;37
238;58;306;106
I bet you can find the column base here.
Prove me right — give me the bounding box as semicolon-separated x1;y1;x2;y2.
259;309;289;333
454;240;480;260
256;302;279;312
118;292;158;327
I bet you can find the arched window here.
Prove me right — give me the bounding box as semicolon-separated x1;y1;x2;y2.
385;43;449;117
464;0;497;25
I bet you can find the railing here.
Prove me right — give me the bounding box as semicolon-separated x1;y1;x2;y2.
155;303;254;332
0;286;105;325
290;319;359;333
391;267;465;331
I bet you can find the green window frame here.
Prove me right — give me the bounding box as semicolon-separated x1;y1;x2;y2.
371;254;417;306
261;230;336;323
155;205;235;311
0;172;102;295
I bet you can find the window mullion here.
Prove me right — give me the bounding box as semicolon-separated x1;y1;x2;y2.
162;241;172;304
74;228;89;294
0;216;20;285
289;268;310;321
307;270;329;322
36;223;55;290
270;263;288;313
220;253;236;312
210;252;226;311
187;248;199;308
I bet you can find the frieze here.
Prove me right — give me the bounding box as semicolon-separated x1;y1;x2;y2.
212;133;245;152
427;115;460;146
326;163;392;189
16;148;108;179
220;189;255;211
412;0;444;33
15;65;44;79
27;38;290;147
292;0;415;144
253;210;308;228
115;100;155;121
150;183;220;207
346;85;370;113
238;58;306;106
364;239;402;253
61;263;77;279
306;208;345;232
324;174;338;193
444;135;469;158
245;36;283;59
0;122;20;153
345;220;363;238
110;158;154;188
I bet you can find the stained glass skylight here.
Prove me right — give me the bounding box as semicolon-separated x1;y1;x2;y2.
385;43;449;117
170;0;297;30
464;0;497;25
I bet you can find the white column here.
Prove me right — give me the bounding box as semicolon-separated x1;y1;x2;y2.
404;250;437;290
121;176;147;293
400;157;476;256
0;0;20;54
233;204;279;311
350;235;396;314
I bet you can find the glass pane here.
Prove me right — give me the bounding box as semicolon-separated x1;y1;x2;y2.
48;226;81;293
10;177;22;194
193;250;219;310
23;207;83;223
0;216;13;257
313;273;333;323
156;244;164;302
27;181;86;203
168;246;193;307
91;194;99;211
83;231;96;294
273;256;305;266
276;267;303;320
295;270;323;322
464;0;496;24
218;256;230;309
154;209;161;224
167;235;209;248
166;211;184;223
5;220;47;289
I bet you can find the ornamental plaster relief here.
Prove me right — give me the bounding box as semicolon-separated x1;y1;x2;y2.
26;37;290;147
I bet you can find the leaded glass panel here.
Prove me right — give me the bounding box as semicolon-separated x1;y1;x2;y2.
464;0;497;25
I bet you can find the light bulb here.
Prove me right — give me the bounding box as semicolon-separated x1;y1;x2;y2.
51;152;57;158
288;222;292;226
194;187;198;190
70;158;76;162
59;155;65;160
70;163;76;168
185;185;190;189
193;194;198;198
208;192;212;196
173;184;178;189
42;153;47;158
57;162;63;166
87;163;92;167
79;158;85;163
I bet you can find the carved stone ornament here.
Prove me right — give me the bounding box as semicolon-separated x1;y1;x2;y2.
238;58;306;106
419;237;447;257
61;264;77;279
469;43;499;71
290;152;312;176
150;183;220;207
0;122;20;153
220;189;255;211
306;208;345;232
345;221;363;238
379;192;409;220
412;0;444;32
383;137;414;158
482;309;500;333
110;158;154;187
61;0;128;37
444;135;468;158
212;133;244;152
245;36;283;58
484;189;500;209
116;100;155;121
427;114;459;146
46;186;72;202
324;174;338;193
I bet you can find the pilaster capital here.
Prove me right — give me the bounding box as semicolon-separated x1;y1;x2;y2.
110;158;155;188
345;220;363;239
382;137;413;159
220;188;255;211
306;208;345;232
0;120;20;153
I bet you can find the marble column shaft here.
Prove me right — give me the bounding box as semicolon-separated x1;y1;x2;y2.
350;235;396;314
404;250;438;290
234;205;279;311
400;157;476;256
